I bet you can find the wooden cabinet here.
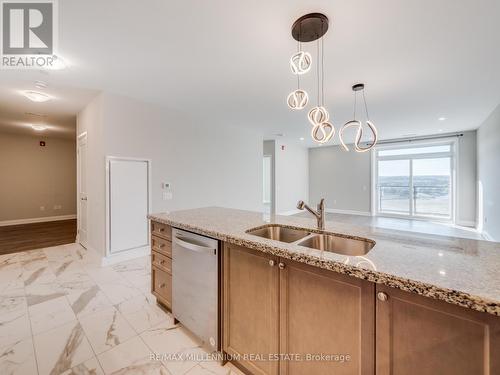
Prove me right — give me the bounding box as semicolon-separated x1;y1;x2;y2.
375;284;500;375
222;243;500;375
279;259;374;375
151;266;172;307
223;243;280;375
151;221;172;310
223;244;374;375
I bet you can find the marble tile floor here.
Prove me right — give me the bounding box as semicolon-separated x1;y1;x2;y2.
0;243;243;375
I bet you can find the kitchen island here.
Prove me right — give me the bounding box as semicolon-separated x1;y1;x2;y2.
149;207;500;375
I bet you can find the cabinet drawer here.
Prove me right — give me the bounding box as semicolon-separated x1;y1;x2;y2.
151;235;172;257
151;221;171;240
152;266;172;308
152;251;172;274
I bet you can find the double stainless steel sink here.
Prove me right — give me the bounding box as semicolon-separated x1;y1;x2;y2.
246;224;375;256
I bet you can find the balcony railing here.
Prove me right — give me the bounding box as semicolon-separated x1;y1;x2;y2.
378;185;450;217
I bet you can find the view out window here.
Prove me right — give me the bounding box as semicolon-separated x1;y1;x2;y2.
375;142;454;219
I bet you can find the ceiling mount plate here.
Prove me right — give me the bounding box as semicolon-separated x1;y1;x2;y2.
352;83;365;91
291;13;329;43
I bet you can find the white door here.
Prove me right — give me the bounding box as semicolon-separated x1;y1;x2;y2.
78;134;88;248
107;158;150;254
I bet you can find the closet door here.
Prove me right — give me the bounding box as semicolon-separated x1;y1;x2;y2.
108;158;149;254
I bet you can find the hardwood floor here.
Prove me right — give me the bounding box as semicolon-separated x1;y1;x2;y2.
0;219;77;255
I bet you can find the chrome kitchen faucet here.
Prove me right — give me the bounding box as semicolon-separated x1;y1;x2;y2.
297;198;325;230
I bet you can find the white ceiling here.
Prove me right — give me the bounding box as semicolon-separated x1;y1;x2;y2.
1;0;500;145
0;79;97;139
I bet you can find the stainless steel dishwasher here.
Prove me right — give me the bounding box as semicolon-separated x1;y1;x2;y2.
172;228;219;351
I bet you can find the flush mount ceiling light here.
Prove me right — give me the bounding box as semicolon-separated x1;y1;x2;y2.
34;81;48;89
31;124;47;131
23;91;51;103
339;84;378;152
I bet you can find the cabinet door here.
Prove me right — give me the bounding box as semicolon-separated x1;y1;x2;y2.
151;266;172;309
376;284;500;375
223;244;279;375
279;259;375;375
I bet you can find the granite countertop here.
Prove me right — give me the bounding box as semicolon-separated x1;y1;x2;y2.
148;207;500;316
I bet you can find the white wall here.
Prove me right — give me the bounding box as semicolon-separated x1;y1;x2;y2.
275;141;309;215
0;132;76;223
309;145;371;214
77;92;263;255
477;103;500;241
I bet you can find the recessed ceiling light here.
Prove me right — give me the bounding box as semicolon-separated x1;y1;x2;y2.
31;125;47;131
438;117;447;121
23;91;51;103
299;137;305;141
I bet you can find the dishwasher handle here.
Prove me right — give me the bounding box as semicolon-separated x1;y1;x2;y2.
174;236;216;254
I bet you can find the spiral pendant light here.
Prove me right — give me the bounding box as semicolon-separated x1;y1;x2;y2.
286;13;379;148
339;84;378;152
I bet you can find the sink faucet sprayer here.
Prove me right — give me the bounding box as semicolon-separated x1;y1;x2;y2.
297;199;325;230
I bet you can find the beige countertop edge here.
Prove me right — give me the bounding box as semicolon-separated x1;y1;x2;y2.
149;214;500;317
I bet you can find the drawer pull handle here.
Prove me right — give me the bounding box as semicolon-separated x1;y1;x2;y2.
159;283;166;288
278;262;286;270
159;244;165;248
158;228;165;232
159;260;165;265
269;260;275;267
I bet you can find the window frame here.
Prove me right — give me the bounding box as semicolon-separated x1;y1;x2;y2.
371;138;458;222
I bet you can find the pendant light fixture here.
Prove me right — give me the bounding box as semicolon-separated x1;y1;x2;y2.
288;13;332;143
287;36;311;110
339;83;378;152
286;14;379;147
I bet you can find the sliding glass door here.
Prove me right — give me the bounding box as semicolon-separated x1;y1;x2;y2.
375;142;454;220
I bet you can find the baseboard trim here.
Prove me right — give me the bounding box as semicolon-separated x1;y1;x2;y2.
278;209;302;216
456;220;477;228
0;214;77;227
482;231;496;242
325;208;372;217
101;245;151;266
